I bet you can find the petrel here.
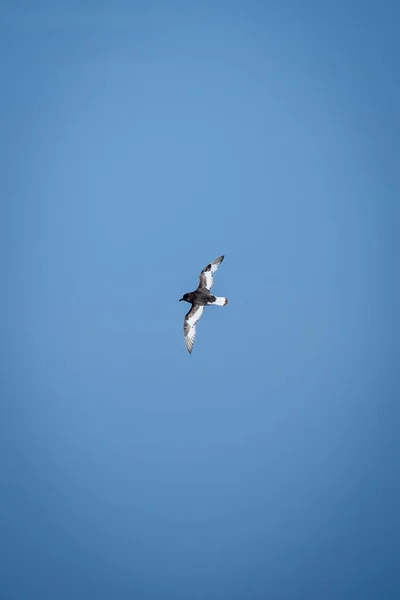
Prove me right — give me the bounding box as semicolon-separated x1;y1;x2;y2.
179;255;228;353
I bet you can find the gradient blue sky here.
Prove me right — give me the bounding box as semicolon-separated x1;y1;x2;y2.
1;2;399;599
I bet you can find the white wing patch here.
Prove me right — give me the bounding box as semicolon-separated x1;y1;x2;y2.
184;305;205;354
198;255;224;291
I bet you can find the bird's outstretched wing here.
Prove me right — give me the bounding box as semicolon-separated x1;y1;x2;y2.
197;255;224;291
184;305;205;354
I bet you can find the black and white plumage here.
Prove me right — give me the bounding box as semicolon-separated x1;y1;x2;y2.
179;255;228;353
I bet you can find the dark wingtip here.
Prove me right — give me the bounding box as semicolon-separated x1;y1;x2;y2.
224;298;228;306
212;255;224;265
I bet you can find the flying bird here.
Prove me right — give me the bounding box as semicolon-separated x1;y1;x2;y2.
179;255;228;353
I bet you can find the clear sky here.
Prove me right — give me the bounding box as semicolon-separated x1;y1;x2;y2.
1;2;399;599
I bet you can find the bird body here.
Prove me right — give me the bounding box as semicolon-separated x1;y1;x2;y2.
180;290;226;306
179;255;228;353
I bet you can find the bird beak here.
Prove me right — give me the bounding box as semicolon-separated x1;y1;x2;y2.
179;298;183;302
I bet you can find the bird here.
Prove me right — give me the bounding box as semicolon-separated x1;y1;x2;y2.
179;255;228;353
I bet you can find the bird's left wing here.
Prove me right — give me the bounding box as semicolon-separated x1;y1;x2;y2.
197;255;224;291
184;305;205;354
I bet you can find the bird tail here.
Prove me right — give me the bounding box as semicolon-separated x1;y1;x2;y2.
209;296;228;306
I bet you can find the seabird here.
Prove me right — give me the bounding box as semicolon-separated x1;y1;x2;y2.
179;255;228;353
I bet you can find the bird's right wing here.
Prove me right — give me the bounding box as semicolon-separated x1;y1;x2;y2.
184;305;205;354
197;255;224;291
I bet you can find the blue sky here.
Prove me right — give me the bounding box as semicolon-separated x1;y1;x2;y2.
1;2;399;598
